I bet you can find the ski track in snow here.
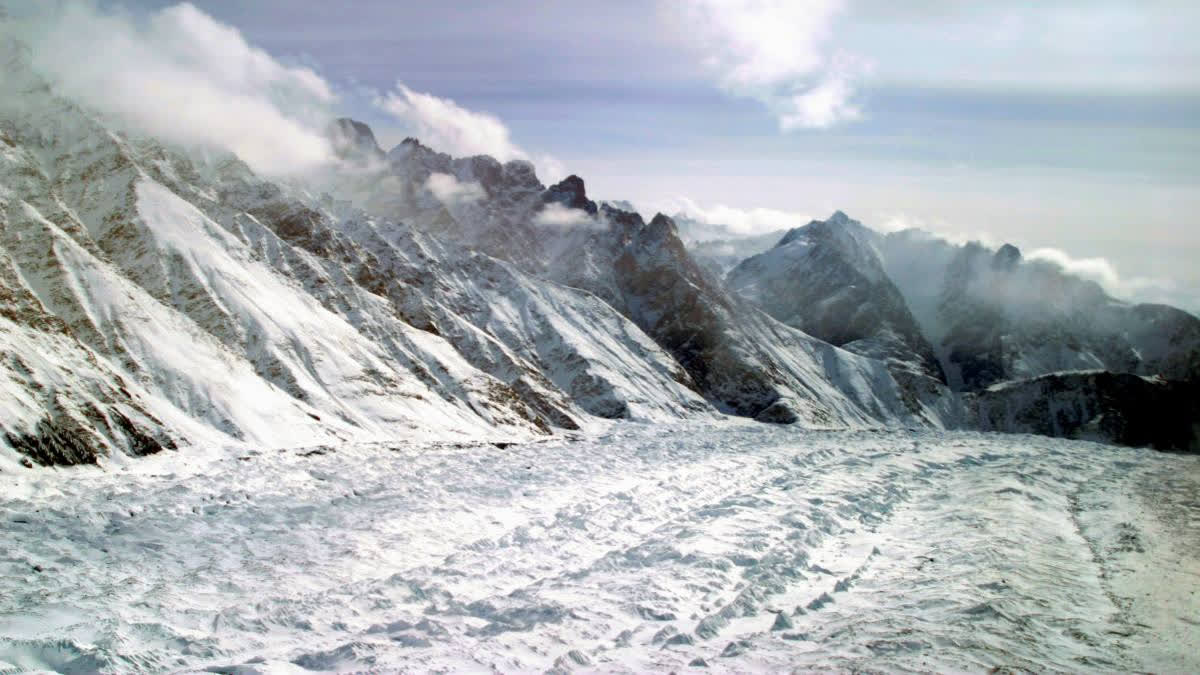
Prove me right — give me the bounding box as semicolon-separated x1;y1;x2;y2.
1;424;1197;673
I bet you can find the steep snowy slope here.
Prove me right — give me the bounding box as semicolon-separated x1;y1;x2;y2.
351;156;957;427
727;212;944;381
0;81;565;466
0;57;737;466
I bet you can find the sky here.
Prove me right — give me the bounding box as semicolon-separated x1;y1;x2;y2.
7;1;1200;311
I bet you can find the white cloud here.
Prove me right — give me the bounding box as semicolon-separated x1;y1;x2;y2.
663;196;814;236
1027;248;1121;290
672;0;866;129
7;1;338;175
875;214;1181;305
534;203;601;229
777;54;864;129
425;172;485;204
376;83;564;182
872;212;999;246
1027;247;1178;303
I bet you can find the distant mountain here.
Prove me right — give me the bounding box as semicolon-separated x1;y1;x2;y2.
879;230;1200;391
726;212;944;381
358;155;954;427
688;229;788;278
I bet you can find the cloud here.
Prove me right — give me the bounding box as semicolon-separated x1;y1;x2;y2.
672;0;866;129
872;212;1000;246
663;196;814;237
376;83;564;182
1027;247;1178;303
6;1;339;175
534;203;601;229
876;212;1183;306
425;172;485;204
777;55;864;130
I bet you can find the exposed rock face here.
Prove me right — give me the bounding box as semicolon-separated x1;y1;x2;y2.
727;213;945;381
542;175;598;215
972;372;1200;452
992;243;1022;272
0;67;713;465
446;182;954;426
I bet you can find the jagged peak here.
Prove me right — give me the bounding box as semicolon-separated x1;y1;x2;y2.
327;117;383;160
599;202;645;229
828;210;851;225
643;213;683;243
329;117;375;140
543;174;597;215
648;212;675;230
993;243;1022;272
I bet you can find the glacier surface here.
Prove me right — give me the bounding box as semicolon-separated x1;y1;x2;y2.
2;425;1196;673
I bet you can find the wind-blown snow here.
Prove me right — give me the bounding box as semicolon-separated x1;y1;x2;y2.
1;426;1195;672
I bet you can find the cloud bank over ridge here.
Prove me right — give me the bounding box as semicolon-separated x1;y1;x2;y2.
3;0;338;175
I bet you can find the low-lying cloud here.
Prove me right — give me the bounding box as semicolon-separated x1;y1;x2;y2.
376;84;564;182
878;212;1181;306
4;0;339;175
425;172;485;205
671;0;865;130
664;196;814;237
1027;247;1179;305
535;203;602;229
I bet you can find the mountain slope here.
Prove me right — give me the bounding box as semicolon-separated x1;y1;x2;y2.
726;212;945;381
0;88;565;467
0;59;722;465
359;162;958;427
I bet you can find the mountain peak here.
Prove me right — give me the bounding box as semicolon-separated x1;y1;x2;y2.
543;174;597;215
327;117;383;160
993;243;1022;272
828;210;851;225
774;220;826;248
648;212;677;232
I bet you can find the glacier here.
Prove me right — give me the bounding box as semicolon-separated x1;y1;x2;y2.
2;425;1197;672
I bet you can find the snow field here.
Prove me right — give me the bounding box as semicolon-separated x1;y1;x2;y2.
0;424;1197;672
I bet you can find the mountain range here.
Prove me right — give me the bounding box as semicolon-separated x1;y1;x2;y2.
1;51;1197;469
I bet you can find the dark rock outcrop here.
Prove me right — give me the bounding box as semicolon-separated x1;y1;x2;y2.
972;372;1200;452
542;175;597;215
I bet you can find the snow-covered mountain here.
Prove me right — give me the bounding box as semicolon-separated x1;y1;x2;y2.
0;54;952;469
699;207;1198;449
726;212;944;381
348;140;955;428
0;44;1196;469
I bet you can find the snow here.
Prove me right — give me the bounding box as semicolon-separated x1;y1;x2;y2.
1;425;1194;672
